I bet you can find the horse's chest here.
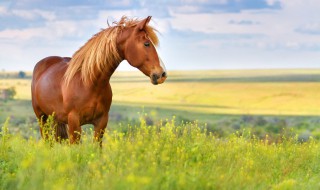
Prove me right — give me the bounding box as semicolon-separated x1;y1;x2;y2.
79;96;111;124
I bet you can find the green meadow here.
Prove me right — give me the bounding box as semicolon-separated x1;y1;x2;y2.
2;119;320;190
1;69;320;137
1;69;320;189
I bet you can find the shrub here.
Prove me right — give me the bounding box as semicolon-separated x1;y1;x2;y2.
0;87;16;101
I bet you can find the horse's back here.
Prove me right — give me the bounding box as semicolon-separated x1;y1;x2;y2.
32;56;70;81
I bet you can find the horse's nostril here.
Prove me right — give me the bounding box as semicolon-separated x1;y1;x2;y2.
152;74;158;80
162;72;167;78
151;74;158;85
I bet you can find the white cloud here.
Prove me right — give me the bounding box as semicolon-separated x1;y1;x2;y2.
97;10;171;34
266;0;280;6
0;19;95;71
0;7;56;21
167;0;320;53
11;10;36;20
97;10;135;25
1;0;320;71
35;10;56;21
181;0;226;4
171;5;200;13
0;22;70;41
169;12;216;34
11;9;56;21
0;9;167;45
151;18;171;34
0;6;8;14
108;0;132;7
0;27;43;40
296;23;320;35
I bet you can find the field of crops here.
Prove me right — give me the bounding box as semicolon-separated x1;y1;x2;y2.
1;69;320;189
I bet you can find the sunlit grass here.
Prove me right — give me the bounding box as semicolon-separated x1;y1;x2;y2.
0;79;31;100
111;69;320;116
1;117;320;190
1;70;320;189
1;69;320;116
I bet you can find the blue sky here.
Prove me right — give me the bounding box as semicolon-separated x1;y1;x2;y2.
0;0;320;71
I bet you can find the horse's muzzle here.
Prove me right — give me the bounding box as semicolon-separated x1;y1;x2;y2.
151;72;167;85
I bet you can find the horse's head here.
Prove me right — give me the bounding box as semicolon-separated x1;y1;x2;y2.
117;16;167;85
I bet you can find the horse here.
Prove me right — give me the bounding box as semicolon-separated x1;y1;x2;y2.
31;16;167;144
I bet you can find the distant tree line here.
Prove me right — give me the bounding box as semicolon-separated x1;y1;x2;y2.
0;71;29;79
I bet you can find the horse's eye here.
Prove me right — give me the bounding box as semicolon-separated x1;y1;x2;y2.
144;42;150;47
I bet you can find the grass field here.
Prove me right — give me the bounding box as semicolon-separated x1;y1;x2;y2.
112;69;320;116
1;69;320;136
2;118;320;190
1;69;320;189
1;69;320;115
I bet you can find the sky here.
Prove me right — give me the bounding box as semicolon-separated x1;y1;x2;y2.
0;0;320;71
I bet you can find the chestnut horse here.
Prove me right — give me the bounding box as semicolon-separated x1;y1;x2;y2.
31;16;167;144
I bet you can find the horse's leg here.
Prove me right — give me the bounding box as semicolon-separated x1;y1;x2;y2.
93;115;109;147
67;112;81;144
55;122;69;142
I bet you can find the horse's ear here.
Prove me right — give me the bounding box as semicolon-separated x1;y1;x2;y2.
137;16;152;30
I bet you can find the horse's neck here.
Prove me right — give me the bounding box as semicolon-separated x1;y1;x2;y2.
95;59;123;84
106;60;122;78
94;29;127;84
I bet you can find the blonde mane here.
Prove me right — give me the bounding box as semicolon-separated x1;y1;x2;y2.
64;16;159;86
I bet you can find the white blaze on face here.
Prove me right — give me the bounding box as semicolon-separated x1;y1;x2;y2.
149;37;167;73
159;56;166;73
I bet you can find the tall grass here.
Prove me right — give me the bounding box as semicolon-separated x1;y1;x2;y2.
1;117;320;190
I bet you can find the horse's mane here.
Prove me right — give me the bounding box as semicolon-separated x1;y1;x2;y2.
64;16;159;86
